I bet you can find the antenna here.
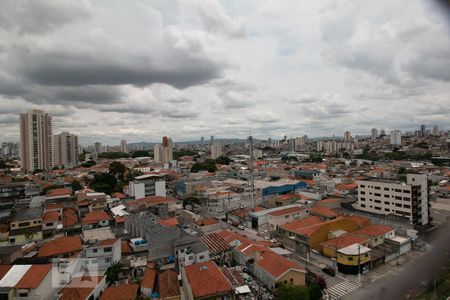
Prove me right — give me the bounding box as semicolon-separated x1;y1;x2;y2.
248;135;255;209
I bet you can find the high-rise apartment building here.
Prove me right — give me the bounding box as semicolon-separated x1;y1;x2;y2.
420;124;426;137
154;137;173;163
390;130;401;145
19;110;53;172
211;142;223;159
344;131;351;142
94;142;102;154
354;174;429;226
432;125;439;136
120;139;128;153
371;128;378;141
54;132;79;169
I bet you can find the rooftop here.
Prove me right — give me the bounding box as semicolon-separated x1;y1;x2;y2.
82;211;110;225
38;236;82;257
158;269;180;298
13;207;43;222
338;243;371;255
100;283;139;300
184;261;232;298
354;224;395;237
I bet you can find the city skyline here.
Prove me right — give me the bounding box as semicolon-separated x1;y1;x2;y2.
0;1;449;145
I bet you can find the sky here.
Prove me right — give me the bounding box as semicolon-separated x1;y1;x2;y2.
0;0;450;145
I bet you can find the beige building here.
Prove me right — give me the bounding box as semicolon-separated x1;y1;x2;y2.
211;142;223;159
354;173;429;226
154;136;173;163
19;110;53;172
54;131;79;169
120;139;128;153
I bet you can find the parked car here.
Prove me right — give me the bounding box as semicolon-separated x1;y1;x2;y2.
237;224;245;230
322;267;336;277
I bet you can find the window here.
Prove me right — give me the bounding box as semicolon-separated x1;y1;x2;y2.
374;186;381;190
199;255;204;260
93;249;98;253
375;206;381;210
384;187;389;191
188;255;194;260
348;257;353;261
105;257;112;263
9;238;15;243
104;247;112;253
360;191;366;195
361;204;366;208
404;205;411;209
46;223;53;226
18;293;28;297
18;222;30;227
374;193;381;197
384;201;390;205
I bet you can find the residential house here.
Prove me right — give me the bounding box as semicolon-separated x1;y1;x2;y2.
9;207;43;244
82;211;111;230
100;283;139;300
182;261;234;300
38;236;83;258
158;269;181;300
141;267;156;298
0;264;56;300
57;275;106;300
200;233;233;265
174;235;209;269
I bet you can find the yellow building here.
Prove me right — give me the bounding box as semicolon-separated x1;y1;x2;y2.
9;207;43;245
336;243;371;274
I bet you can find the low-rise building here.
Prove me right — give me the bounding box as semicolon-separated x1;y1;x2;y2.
182;261;233;300
158;269;181;300
336;243;371;274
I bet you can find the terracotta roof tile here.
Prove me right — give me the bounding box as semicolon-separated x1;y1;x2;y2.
47;188;71;197
121;241;132;254
159;218;179;227
0;265;12;280
141;267;156;290
100;283;139;300
38;236;82;257
158;269;180;298
309;206;339;218
256;251;305;278
353;224;394;237
15;264;52;289
82;211;110;225
322;233;370;249
184;261;232;298
280;216;323;231
43;210;59;223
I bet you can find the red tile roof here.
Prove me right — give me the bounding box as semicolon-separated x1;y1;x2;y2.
38;236;82;257
43;210;59;223
112;192;126;199
322;233;370;249
63;208;79;227
184;261;232;298
46;203;64;210
158;269;180;298
0;265;12;280
47;188;71;197
280;216;323;231
200;233;232;254
256;251;305;278
132;196;176;206
121;241;132;254
335;182;357;190
114;216;127;224
15;264;52;289
159;218;179;227
100;283;139;300
309;206;338;218
59;276;104;300
99;238;118;247
353;224;394;237
82;211;110;225
268;206;304;217
141;267;156;290
343;215;370;227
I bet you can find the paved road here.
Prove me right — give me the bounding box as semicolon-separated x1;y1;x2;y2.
343;222;450;299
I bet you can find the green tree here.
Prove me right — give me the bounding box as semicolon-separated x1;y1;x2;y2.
125;169;144;183
105;262;124;284
215;156;232;165
71;180;83;192
98;152;130;159
81;160;96;168
90;173;118;195
131;150;150;158
109;161;126;181
0;160;7;169
191;159;217;173
275;283;310;300
309;153;323;163
174;150;198;160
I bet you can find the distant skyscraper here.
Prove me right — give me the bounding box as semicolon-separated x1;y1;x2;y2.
420;124;426;137
211;142;223;159
120;139;128;153
154;136;173;163
380;129;386;137
390;130;402;145
371;128;378;141
94;142;102;154
288;138;296;151
210;136;214;145
200;136;204;144
54;132;79;169
432;125;439;136
19;109;53;172
344;131;351;142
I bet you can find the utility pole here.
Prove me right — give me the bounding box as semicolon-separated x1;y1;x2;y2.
358;244;361;283
248;136;255;209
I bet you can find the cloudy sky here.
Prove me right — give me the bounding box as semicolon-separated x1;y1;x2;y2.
1;0;449;145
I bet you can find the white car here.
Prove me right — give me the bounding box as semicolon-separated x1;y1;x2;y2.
237;224;245;230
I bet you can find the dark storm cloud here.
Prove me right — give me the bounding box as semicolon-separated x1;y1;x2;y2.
12;51;223;89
